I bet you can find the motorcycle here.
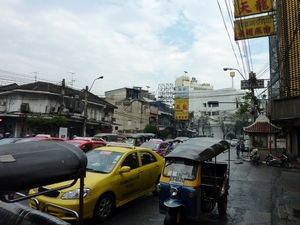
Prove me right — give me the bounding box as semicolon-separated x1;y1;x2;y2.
249;148;260;165
156;138;230;225
265;148;293;168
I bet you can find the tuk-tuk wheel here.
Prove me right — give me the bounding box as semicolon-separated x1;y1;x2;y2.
164;208;184;225
217;194;228;215
164;211;176;225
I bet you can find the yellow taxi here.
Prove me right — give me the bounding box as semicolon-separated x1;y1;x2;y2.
28;142;164;222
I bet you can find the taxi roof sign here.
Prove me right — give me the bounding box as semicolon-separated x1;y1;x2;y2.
106;142;135;148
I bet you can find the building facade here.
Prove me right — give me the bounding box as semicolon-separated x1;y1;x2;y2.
270;0;300;156
0;80;117;138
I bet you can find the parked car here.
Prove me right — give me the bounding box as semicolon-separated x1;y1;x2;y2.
65;139;107;153
29;142;164;222
140;140;168;156
230;139;238;147
244;140;250;152
15;137;65;143
0;138;23;145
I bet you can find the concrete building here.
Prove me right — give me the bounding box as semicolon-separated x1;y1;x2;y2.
174;76;248;139
105;87;157;133
269;0;300;157
0;80;117;138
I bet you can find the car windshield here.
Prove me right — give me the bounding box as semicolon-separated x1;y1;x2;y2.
86;150;123;174
163;158;198;181
140;142;159;151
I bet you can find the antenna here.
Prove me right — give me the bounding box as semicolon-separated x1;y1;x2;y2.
67;71;75;87
31;71;39;81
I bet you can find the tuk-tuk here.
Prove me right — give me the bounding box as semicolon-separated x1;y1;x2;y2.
125;133;155;146
157;137;230;225
0;141;87;225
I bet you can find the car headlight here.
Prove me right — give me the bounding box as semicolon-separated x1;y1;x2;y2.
170;187;178;197
61;188;91;199
188;188;198;197
156;183;162;192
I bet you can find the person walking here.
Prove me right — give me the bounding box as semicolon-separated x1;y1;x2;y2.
240;140;245;156
236;140;241;158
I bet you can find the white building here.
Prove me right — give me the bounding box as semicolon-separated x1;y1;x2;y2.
174;76;247;139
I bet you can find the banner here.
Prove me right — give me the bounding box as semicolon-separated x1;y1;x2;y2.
234;15;275;40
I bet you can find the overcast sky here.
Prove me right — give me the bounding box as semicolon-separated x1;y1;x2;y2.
0;0;270;96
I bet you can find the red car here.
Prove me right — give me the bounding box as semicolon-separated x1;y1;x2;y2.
140;140;168;156
65;139;107;153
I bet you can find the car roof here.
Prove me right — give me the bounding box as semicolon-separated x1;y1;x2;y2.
65;140;106;144
93;142;153;153
16;137;65;143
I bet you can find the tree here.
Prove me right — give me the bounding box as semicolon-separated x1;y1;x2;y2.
143;124;158;134
211;110;234;139
25;115;68;134
236;92;265;118
197;114;211;136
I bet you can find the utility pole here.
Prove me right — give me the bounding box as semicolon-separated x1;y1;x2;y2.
83;86;88;137
223;68;264;122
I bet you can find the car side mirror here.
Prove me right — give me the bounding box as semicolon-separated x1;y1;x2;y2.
119;166;131;173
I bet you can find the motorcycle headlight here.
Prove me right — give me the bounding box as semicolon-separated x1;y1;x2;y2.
188;188;198;197
156;183;162;192
61;188;91;199
170;187;178;197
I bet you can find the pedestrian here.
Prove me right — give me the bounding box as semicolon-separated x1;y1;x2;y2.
166;141;175;154
240;140;245;156
236;140;241;158
0;132;3;139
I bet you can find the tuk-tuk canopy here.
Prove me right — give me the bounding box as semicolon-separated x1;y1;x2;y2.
165;137;230;162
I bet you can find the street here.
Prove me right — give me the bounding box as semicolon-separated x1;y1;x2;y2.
19;147;300;225
80;147;300;225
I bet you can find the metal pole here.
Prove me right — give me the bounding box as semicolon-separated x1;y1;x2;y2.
83;86;88;137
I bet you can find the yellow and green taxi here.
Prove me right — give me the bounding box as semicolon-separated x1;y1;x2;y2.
29;142;164;222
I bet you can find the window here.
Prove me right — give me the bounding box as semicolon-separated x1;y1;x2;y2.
121;152;138;169
163;158;198;181
140;152;156;166
253;134;268;148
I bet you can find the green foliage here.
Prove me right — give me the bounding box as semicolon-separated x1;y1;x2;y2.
25;115;68;133
161;129;170;139
235;92;263;116
143;124;157;134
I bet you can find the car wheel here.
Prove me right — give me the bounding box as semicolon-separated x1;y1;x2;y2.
217;194;227;215
93;193;115;222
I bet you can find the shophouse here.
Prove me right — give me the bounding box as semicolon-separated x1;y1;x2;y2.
0;80;117;138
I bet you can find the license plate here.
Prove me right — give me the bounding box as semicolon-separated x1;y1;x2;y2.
170;176;184;185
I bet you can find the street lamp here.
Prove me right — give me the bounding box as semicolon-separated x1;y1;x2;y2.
89;76;104;92
83;76;104;136
223;68;247;80
223;67;256;121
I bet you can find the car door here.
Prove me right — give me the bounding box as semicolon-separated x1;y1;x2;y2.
139;151;159;191
118;152;142;202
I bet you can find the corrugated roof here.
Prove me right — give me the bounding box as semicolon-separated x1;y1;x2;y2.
244;114;282;133
0;81;117;109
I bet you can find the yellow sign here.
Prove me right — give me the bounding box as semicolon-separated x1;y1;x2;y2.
174;98;189;111
234;0;274;18
234;15;275;40
174;111;189;121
